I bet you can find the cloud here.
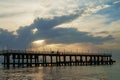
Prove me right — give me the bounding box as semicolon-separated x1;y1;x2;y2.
97;1;120;22
0;0;110;31
0;13;114;49
0;28;16;48
1;0;116;33
0;11;31;18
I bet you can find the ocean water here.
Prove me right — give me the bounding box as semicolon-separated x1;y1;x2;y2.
0;57;119;80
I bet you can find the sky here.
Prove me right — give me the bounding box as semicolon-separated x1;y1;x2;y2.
0;0;120;54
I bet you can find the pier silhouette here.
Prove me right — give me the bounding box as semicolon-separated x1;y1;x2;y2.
0;50;116;68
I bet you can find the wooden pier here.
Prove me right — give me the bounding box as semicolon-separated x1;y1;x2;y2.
0;50;115;68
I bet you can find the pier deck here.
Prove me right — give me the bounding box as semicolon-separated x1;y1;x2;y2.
0;50;116;68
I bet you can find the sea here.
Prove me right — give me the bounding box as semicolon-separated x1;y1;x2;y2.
0;55;120;80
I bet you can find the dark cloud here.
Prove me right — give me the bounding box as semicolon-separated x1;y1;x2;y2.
45;28;113;44
95;31;109;34
0;13;114;49
0;29;16;48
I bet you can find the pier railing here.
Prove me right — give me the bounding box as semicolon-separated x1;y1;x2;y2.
0;49;112;55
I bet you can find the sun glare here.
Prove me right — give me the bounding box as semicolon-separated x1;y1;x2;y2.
32;40;45;44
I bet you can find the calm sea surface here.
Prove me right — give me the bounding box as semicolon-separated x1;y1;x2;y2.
0;58;120;80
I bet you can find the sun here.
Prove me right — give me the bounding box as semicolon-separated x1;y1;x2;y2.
32;40;46;48
33;40;45;44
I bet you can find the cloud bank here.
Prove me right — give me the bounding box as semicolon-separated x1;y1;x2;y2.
0;13;114;49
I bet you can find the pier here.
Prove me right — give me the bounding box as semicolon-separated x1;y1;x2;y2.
0;50;115;68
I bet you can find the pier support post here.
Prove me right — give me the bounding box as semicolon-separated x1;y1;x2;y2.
101;56;103;65
70;56;72;66
30;55;32;67
89;56;92;65
106;57;109;64
80;56;83;65
3;55;6;67
7;55;10;68
17;55;20;67
26;54;29;67
50;55;53;66
43;55;47;66
97;56;100;65
56;55;58;66
4;54;10;69
109;56;112;65
34;55;38;67
75;55;77;66
85;56;87;65
63;55;66;66
58;55;61;66
22;55;24;67
12;54;15;68
94;56;96;65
